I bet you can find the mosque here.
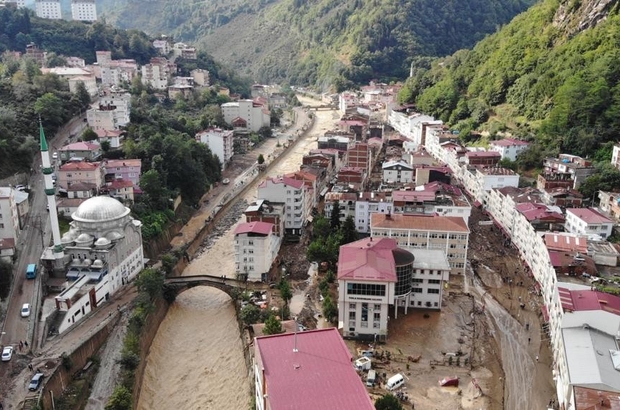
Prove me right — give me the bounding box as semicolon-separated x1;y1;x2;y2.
38;123;145;334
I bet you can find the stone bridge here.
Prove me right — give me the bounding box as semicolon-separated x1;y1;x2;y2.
163;275;269;300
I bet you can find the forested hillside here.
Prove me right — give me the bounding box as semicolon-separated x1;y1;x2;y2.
399;0;620;162
98;0;536;88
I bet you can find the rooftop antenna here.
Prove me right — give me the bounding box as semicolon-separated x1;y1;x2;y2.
293;329;298;353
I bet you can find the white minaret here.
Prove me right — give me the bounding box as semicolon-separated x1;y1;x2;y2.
39;121;63;256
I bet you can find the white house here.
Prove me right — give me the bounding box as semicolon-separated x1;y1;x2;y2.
221;100;270;132
406;248;450;309
489;138;529;162
612;144;620;170
257;176;308;235
0;187;20;242
71;0;97;21
153;39;171;56
565;208;614;239
234;221;281;282
195;128;234;170
68;75;98;97
35;0;61;19
382;160;414;184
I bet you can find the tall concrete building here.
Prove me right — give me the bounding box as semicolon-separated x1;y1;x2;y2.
71;0;97;21
35;0;61;19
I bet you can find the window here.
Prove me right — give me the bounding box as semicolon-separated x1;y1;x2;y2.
349;303;356;309
412;278;423;284
412;288;423;293
346;283;386;296
428;279;441;284
373;312;380;321
428;289;440;294
361;303;368;321
349;311;356;319
374;304;381;310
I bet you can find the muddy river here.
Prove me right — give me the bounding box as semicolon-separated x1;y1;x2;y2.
138;98;337;408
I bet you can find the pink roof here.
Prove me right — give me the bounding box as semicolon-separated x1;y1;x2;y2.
0;237;15;250
60;161;100;171
234;221;273;236
258;176;305;190
567;208;613;224
338;237;397;281
558;287;620;315
490;138;529;147
59;142;100;151
392;190;436;202
544;233;588;253
255;328;374;410
105;159;142;168
108;179;134;189
515;203;565;222
465;151;501;158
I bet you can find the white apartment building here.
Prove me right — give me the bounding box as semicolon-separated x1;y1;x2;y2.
153;39;171;56
141;58;176;90
382;160;414;184
195;128;234;170
101;60;139;87
406;248;450;309
87;104;127;132
1;0;26;8
71;0;97;21
612;144;620;170
191;69;210;87
0;187;20;242
565;208;614;239
370;213;469;276
387;107;434;144
489;138;529;162
355;192;393;233
68;75;97;96
461;166;520;206
35;0;61;19
221;100;270;132
257;176;308;235
234;221;281;282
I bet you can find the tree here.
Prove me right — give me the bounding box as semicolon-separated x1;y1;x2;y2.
101;140;111;153
0;259;12;300
278;277;292;306
330;200;341;229
312;214;330;238
240;304;261;325
82;127;98;141
34;92;63;125
257;126;273;140
257;153;265;164
375;394;403;410
75;81;91;108
322;295;338;323
105;386;132;410
135;268;164;300
140;169;168;210
340;215;358;245
263;314;283;335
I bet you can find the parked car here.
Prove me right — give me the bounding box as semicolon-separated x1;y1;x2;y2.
2;346;14;362
21;303;30;318
14;185;26;191
28;372;44;391
222;178;230;185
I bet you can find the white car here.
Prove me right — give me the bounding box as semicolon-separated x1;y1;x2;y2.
52;152;58;160
1;346;13;361
21;303;30;318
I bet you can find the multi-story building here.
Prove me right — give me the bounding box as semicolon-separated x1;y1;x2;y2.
382;160;414;184
0;0;26;8
285;170;318;211
95;90;131;126
461;166;519;205
100;60;139;87
95;129;124;149
392;182;471;221
347;142;372;171
464;151;501;167
0;187;20;242
68;75;97;96
57;160;104;192
234;221;281;282
172;42;197;60
58;141;102;163
141;57;176;90
191;69;210;87
103;179;134;202
370;213;469;276
195;128;234;170
317;134;353;152
244;200;285;236
489;138;529;162
565;208;614;239
153;38;171;56
71;0;97;21
387;106;434;144
543;154;596;189
598;190;620;222
35;0;61;19
406;248;451;309
612;144;620;170
253;328;374;410
221;100;270;133
87;103;127;131
103;159;142;186
354;192;392;233
257;176;308;235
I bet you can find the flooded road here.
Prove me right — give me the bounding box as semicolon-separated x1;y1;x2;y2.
139;96;337;408
137;288;248;410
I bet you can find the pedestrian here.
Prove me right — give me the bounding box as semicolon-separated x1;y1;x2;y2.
518;296;522;302
536;355;539;362
24;340;28;347
528;337;531;344
526;323;530;331
28;364;33;371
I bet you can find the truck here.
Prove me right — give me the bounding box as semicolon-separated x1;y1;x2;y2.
26;264;37;279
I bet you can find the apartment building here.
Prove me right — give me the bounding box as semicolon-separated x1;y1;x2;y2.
565;208;614;239
461;166;519;205
221;100;270;132
100;60;139;87
141;57;176;90
58;142;102;163
87;104;127;131
35;0;61;19
103;159;142;186
195;128;234;170
406;248;451;309
0;187;20;242
153;38;171;55
71;0;97;21
599;190;620;222
191;69;210;87
370;213;469;275
542;154;596;189
57;160;104;191
392;182;471;223
244;200;285;236
489;138;529;162
234;221;281;282
257;176;308;235
382;160;413;184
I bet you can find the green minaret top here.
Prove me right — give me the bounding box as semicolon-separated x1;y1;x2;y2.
39;119;48;152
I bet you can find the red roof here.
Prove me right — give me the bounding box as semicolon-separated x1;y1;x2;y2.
392;190;436;202
465;151;501;158
95;129;123;138
258;176;305;190
254;328;374;410
0;237;15;250
338;237;398;281
515;203;565;222
60;161;100;171
105;159;142;168
558;287;620;315
234;221;273;236
567;208;613;224
59;142;100;151
108;179;134;189
490;138;529;147
544;233;588;253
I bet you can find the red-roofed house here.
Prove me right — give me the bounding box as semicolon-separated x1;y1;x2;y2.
253;328;374;410
566;208;614;238
258;176;308;235
489;138;529;161
103;159;142;186
337;237;399;340
548;250;596;277
544;232;589;254
234;221;281;281
101;179;135;202
464;151;501;166
58;141;102;162
95;129;124;149
515;203;565;231
57;160;104;192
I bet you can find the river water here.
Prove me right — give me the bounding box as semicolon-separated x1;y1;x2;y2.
138;99;336;409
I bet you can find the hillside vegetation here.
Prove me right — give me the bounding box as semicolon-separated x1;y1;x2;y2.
98;0;536;88
399;0;620;162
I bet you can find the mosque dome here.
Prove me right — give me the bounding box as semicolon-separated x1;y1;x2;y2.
95;237;112;247
106;231;124;241
72;196;130;223
75;233;94;244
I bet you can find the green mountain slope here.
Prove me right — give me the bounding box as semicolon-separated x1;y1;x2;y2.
399;0;620;159
98;0;536;88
